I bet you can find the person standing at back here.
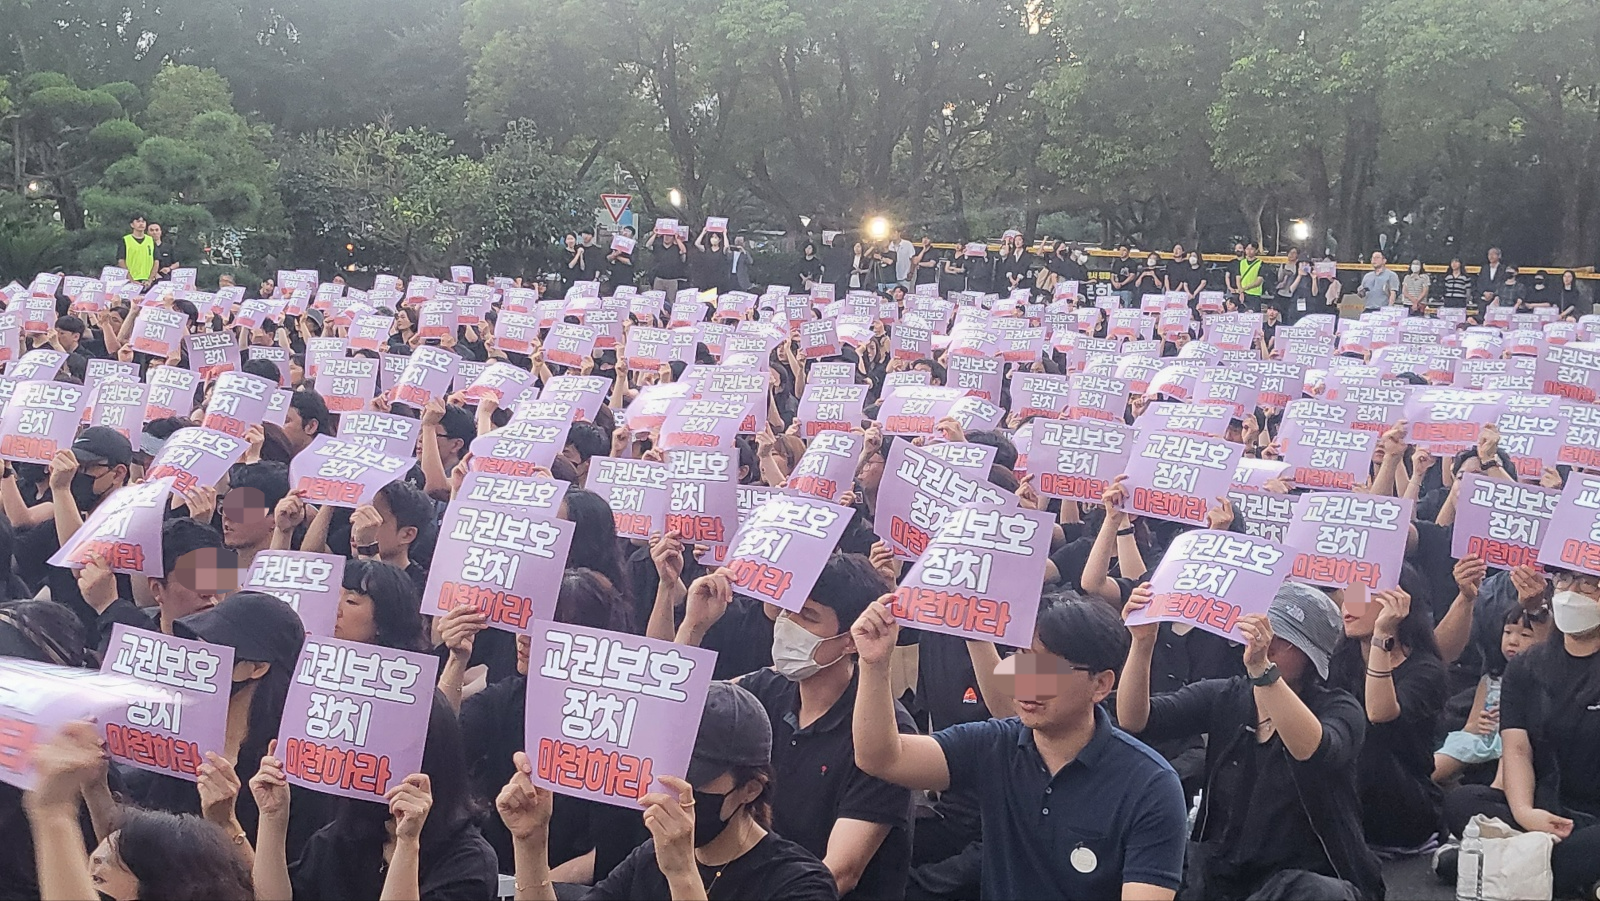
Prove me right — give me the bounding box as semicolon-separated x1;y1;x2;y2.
118;213;156;285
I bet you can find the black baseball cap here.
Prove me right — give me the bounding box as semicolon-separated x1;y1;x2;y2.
684;681;772;786
71;426;133;468
174;591;305;671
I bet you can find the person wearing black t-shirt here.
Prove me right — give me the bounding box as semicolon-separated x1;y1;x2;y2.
677;555;915;900
649;230;690;301
1108;244;1138;306
1442;569;1600;898
910;237;940;287
500;681;839;901
1559;269;1589;317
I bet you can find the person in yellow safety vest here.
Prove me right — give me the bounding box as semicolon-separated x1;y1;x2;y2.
1229;240;1267;311
118;213;156;284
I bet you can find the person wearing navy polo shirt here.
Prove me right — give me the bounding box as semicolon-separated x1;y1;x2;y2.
851;592;1188;901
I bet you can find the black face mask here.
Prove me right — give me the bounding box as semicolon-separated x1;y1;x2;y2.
692;790;736;847
70;471;104;512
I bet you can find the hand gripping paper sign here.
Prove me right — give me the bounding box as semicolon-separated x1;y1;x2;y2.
1031;418;1136;505
0;380;87;463
50;478;174;577
889;504;1054;646
784;430;863;503
146;427;247;495
242;551;346;638
660;398;753;450
185;332;240;381
873;442;1013;561
392;346;458;409
725;496;854;611
587;458;669;541
0;659;175;790
470;414;573;475
664;449;740;556
100;625;233;781
540;375;611;423
1126;530;1294;642
424;498;574;634
796;383;868;437
1537;472;1600;576
1403;387;1508;454
200;371;276;438
313;356;380;414
1119;431;1243;527
1451;474;1560;571
289;435;411;509
526;623;716;807
277;638;440;802
1283;491;1413;590
87;380;148;440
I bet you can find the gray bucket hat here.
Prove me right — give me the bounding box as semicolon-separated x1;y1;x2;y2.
1268;582;1344;679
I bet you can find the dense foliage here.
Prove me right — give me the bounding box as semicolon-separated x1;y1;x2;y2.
2;0;1597;279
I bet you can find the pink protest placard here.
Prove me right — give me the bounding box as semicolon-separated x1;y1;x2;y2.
1283;492;1413;590
278;637;440;802
624;326;672;372
946;353;1004;402
1066;374;1130;422
1451;474;1559;571
1245;360;1308;409
1227;488;1299;543
660;397;753;450
1032;418;1136;504
1497;397;1568;480
784;431;861;503
247;345;291;386
1193;367;1261;420
49;478;173;576
623;383;690;433
1120;431;1242;526
796;383;868;437
526;623;715;807
1538;472;1600;575
200;371;276;437
877;385;966;436
1404;387;1507;454
1011;372;1073;419
337;412;420;459
0;660;174;790
725;495;854;611
289;435;412;509
1281;420;1378;490
1127;529;1294;642
5;349;66;381
890;504;1053;645
923;441;998;475
87;380;148;440
461;361;534;408
128;308;187;359
1233;458;1292;489
424;497;573;634
663;449;740;553
540;375;610;422
545;322;599;369
800;318;840;359
242;551;345;638
457;471;569;521
348;314;394;353
1136;401;1233;438
893;324;932;360
100;625;233;781
392;346;458;408
873;442;1012;560
417;300;458;341
494;310;540;355
470;415;573;475
0;381;86;464
587;457;671;540
314;356;380;414
185;332;239;380
1534;342;1600;402
146;427;247;494
1340;383;1413;435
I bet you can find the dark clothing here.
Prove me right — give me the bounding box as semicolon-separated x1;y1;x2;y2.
739;668;914;901
290;818;498;901
932;708;1188;900
1442;273;1473;309
1138;677;1385;900
1500;638;1600;816
584;833;838;901
652;244;689;282
691;247;732;293
1443;784;1600;899
15;519;137;654
1476;263;1508;299
1332;652;1448;848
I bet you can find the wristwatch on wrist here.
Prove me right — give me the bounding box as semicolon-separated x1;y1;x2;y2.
1371;635;1397;652
355;542;380;557
1249;663;1282;687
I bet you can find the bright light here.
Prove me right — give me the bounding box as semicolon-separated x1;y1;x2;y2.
1290;219;1310;242
865;216;891;242
668;188;683;208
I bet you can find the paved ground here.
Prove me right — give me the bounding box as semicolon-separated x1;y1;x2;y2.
1384;852;1454;900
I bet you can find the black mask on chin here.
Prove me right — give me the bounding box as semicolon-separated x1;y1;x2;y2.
692;790;737;847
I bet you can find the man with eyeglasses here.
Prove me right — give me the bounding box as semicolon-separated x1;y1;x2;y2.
851;591;1188;901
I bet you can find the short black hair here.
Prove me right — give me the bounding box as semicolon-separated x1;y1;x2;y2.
53;315;85;335
241;357;282;384
173;298;199;325
160;517;226;577
438;403;476;446
376;479;434;537
288;388;332;435
566;421;609;463
342;559;428;652
227;461;291;512
809;553;890;632
1035;590;1131;676
113;809;254;900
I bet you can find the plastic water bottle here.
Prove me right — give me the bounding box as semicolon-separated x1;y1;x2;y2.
1458;818;1482;901
1187;792;1202;834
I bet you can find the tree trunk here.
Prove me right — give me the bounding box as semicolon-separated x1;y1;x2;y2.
1306;145;1331;257
1334;93;1380;260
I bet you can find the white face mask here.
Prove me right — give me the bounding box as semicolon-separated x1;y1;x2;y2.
771;615;846;681
1552;590;1600;635
1189;255;1199;265
1411;263;1422;273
